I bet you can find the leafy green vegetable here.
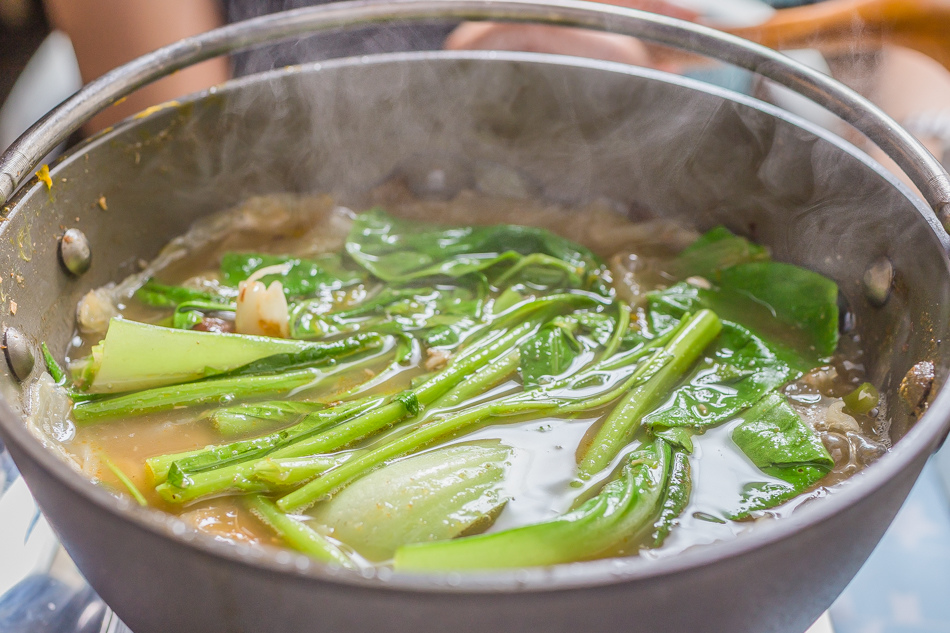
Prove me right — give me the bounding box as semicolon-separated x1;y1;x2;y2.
671;226;769;278
252;454;353;488
577;309;722;480
309;442;511;561
277;316;687;513
652;449;691;547
394;439;671;570
217;332;383;378
81;318;332;393
75;367;329;424
730;393;834;517
642;322;802;431
155;396;382;488
647;274;836;364
156;320;542;504
135;279;232;308
519;321;581;389
718;262;839;357
345;208;609;292
291;283;484;346
221;252;362;298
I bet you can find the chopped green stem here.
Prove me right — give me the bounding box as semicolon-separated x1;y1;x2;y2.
146;397;377;483
102;456;148;506
156;460;270;503
277;402;492;512
277;344;659;512
252;454;353;487
74;368;325;423
652;448;691;547
600;303;631;361
211;401;325;436
41;342;66;384
412;319;539;405
78;365;347;424
245;495;355;568
576;309;722;480
427;350;520;412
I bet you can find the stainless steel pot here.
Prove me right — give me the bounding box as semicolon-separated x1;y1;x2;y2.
1;2;949;632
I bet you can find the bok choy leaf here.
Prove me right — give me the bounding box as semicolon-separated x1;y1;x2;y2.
394;438;672;570
730;393;834;518
309;441;511;561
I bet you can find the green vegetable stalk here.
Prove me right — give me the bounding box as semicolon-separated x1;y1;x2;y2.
245;495;355;568
276;323;685;513
576;309;722;480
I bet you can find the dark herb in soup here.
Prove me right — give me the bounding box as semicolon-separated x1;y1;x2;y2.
27;193;888;571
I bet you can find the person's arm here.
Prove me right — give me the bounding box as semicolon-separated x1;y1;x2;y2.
44;0;230;133
444;0;697;69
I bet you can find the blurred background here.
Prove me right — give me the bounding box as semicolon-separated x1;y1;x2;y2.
1;1;949;632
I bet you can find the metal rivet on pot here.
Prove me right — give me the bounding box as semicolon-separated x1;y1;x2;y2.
3;326;34;381
60;228;91;275
862;257;893;307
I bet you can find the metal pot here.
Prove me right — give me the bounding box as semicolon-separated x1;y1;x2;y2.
1;2;949;632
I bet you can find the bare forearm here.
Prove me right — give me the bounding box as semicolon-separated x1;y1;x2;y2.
44;0;230;132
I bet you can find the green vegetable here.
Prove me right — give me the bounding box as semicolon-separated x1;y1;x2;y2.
576;309;722;480
393;439;671;570
310;442;511;561
671;226;769;278
171;300;235;330
730;393;834;517
246;495;355;568
651;450;690;547
252;454;354;488
648;262;839;362
345;209;609;292
519;321;581;389
843;382;879;415
718;262;839;357
156;320;541;503
81;318;341;393
221;252;363;298
155;397;382;487
642;321;802;431
217;332;383;378
135;279;232;308
74;337;387;424
211;400;324;436
40;342;66;384
102;456;148;506
75;367;327;423
277;319;684;513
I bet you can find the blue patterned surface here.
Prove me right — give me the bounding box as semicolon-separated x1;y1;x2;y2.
831;454;950;633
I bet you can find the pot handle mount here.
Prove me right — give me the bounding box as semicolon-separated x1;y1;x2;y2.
0;0;949;228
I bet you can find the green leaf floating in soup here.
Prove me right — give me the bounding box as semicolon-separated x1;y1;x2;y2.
32;197;890;571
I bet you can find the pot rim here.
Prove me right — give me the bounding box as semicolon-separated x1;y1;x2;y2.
2;49;949;595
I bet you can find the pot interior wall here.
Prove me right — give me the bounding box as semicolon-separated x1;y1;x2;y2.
1;52;948;445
